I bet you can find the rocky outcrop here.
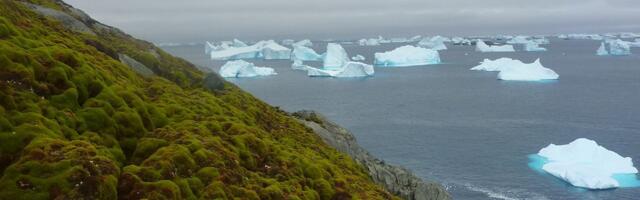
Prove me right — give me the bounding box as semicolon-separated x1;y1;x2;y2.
20;2;95;35
293;111;451;200
118;54;155;78
203;73;226;92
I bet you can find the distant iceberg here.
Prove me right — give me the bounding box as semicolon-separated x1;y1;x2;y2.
292;45;324;61
475;39;515;52
291;59;312;71
559;34;603;40
452;37;472;45
219;60;277;78
471;58;559;81
208;40;291;60
293;39;313;47
619;32;640;39
532;138;639;189
281;39;295;46
352;54;366;61
374;45;441;67
597;42;609;56
598;39;632;56
506;35;531;44
418;36;448;51
323;43;350;70
307;61;374;77
524;41;547;52
358;38;381;46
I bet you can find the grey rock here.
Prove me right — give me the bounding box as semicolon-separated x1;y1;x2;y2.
20;2;95;35
293;110;451;200
118;54;155;78
203;73;225;92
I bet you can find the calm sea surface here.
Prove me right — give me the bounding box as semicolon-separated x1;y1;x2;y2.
163;39;640;200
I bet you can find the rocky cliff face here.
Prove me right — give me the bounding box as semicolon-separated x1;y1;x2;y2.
293;111;451;200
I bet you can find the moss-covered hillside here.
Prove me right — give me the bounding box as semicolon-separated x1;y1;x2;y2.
0;0;397;199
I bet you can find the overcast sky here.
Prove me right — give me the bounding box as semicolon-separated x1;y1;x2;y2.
65;0;640;43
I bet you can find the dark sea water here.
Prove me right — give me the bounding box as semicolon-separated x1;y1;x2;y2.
163;39;640;200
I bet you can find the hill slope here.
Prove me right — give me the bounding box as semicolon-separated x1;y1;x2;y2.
0;0;400;199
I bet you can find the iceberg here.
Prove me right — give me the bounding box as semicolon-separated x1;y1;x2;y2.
374;45;441;67
352;54;365;61
218;60;277;78
292;45;323;61
561;34;603;40
293;39;313;47
475;39;515;52
408;35;423;42
231;39;248;47
506;35;531;44
418;37;448;51
307;61;374;77
358;38;381;46
497;59;559;81
323;43;350;70
533;138;639;189
471;58;559;81
597;42;609;56
281;39;295;46
619;32;640;39
524;41;547;52
451;37;472;45
209;40;291;60
608;39;632;56
291;59;312;71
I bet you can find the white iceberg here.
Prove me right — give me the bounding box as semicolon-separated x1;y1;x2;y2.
352;55;366;61
497;59;559;81
561;34;603;40
619;32;640;39
597;42;609;56
374;45;441;67
292;45;324;61
323;43;350;70
471;58;559;81
291;59;312;71
475;39;515;52
535;138;638;189
506;35;531;44
470;58;523;72
293;39;313;47
358;38;381;46
608;39;632;56
307;62;374;77
524;41;547;52
219;60;277;78
231;39;248;47
418;37;447;51
209;40;291;60
281;39;295;46
452;37;472;45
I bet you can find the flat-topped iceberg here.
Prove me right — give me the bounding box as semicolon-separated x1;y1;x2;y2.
292;45;324;61
532;138;639;189
323;43;350;70
475;39;515;52
209;40;291;60
559;34;603;40
358;38;381;46
219;60;277;78
374;45;441;67
307;61;374;77
471;58;559;81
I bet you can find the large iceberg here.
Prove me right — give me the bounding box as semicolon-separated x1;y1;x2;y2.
532;138;639;189
475;39;515;52
209;40;291;60
292;45;324;61
323;43;350;70
471;58;559;81
219;60;277;78
307;62;374;77
374;45;441;67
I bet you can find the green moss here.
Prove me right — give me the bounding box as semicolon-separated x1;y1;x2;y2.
131;138;168;164
50;87;79;109
77;107;115;134
195;167;219;184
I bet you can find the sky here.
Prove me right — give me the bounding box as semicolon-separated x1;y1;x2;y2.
65;0;640;43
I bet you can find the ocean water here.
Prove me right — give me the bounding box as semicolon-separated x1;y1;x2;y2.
163;39;640;200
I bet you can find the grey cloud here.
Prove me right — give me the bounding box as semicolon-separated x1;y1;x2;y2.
65;0;640;43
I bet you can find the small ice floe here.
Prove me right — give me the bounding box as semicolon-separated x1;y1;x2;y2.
352;55;366;61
